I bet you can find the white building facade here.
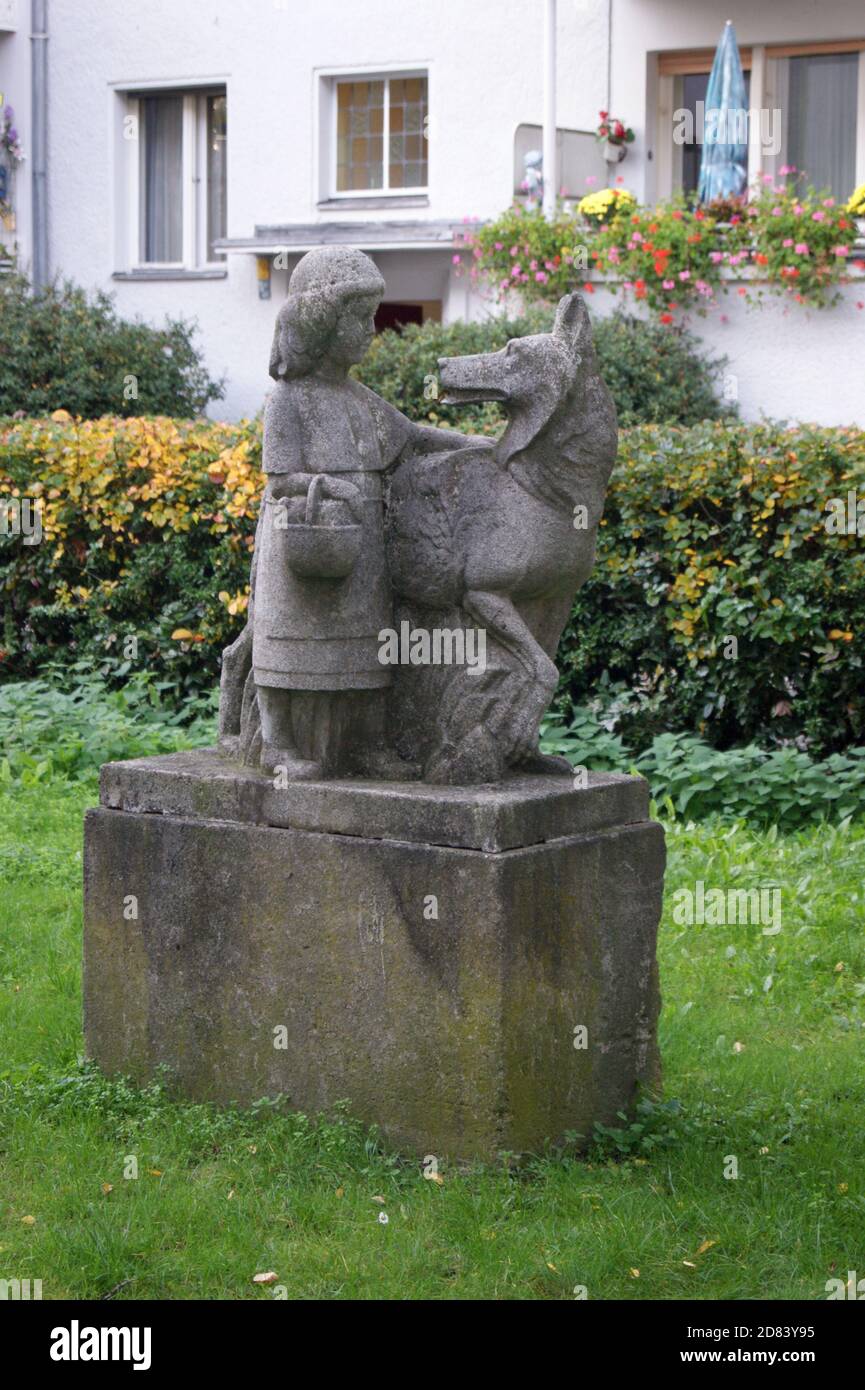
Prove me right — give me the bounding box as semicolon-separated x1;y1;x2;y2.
1;0;864;423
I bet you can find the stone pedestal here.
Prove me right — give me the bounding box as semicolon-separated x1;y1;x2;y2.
83;751;664;1160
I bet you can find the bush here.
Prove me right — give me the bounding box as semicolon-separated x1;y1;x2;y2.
1;415;861;756
541;708;865;829
0;414;257;706
0;668;216;785
354;307;733;428
0;275;224;418
558;420;865;757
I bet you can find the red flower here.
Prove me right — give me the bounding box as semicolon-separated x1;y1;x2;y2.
671;210;683;221
659;313;673;324
599;125;609;137
614;121;625;139
754;253;769;266
599;110;608;120
582;282;595;294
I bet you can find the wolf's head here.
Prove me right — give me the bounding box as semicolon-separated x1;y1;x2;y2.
437;293;616;507
437;292;593;409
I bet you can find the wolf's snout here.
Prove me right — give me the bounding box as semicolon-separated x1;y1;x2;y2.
438;350;508;404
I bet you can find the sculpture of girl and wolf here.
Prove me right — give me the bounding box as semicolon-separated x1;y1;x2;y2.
219;245;618;785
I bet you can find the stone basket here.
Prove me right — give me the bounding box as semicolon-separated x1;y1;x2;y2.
283;473;362;580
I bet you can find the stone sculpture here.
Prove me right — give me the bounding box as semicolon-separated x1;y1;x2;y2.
83;243;664;1161
219;246;618;783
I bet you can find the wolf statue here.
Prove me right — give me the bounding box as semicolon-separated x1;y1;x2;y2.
218;247;617;785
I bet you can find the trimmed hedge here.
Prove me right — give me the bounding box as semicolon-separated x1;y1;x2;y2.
0;414;862;757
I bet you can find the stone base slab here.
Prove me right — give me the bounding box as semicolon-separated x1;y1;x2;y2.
84;753;664;1159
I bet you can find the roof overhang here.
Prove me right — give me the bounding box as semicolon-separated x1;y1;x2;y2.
214;219;461;256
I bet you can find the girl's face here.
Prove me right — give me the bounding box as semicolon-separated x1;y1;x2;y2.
330;293;380;365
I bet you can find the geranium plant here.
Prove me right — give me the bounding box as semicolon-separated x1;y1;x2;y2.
738;176;857;308
453;203;590;303
590;198;726;317
596;111;634;147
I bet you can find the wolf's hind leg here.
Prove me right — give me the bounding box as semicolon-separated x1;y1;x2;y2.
462;589;558;690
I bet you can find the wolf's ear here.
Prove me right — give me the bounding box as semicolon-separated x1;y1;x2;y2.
553;291;591;353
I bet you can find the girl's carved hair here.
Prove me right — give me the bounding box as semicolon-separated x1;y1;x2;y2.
268;247;386;381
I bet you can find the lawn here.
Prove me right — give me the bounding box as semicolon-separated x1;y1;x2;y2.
0;780;863;1301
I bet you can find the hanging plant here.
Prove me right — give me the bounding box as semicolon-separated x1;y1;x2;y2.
1;105;24;166
738;175;858;309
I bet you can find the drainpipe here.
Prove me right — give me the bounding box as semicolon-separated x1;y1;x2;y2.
31;0;48;289
542;0;557;220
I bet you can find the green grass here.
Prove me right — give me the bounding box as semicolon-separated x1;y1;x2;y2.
0;781;863;1301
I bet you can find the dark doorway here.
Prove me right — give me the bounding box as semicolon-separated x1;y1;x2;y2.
374;302;424;333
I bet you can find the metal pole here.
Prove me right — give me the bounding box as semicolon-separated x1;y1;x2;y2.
542;0;557;219
31;0;49;289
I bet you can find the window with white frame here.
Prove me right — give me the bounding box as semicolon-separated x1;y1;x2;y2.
125;87;226;268
332;73;428;194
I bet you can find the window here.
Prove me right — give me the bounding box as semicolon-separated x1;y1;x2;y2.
334;73;427;194
674;71;751;196
782;53;858;201
129;87;227;269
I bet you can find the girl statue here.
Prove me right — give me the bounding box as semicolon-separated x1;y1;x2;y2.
218;245;478;781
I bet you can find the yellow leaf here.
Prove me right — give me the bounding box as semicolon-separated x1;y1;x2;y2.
102;1183;114;1195
170;629;194;641
629;1268;640;1278
834;962;845;973
21;1215;36;1226
683;1260;696;1268
147;1169;163;1177
371;1194;386;1204
252;1271;278;1285
695;1239;717;1256
838;1183;849;1193
546;1262;559;1273
335;1187;344;1198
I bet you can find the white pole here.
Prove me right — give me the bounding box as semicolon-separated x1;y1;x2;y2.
543;0;557;219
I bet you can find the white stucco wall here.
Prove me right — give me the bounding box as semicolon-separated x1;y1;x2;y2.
584;279;865;428
1;0;863;423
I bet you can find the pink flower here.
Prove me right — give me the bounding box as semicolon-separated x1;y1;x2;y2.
452;254;461;264
833;245;849;256
793;203;804;215
510;264;521;277
779;164;796;175
794;242;809;255
812;210;826;222
585;175;598;186
762;173;774;184
662;278;675;288
535;271;548;282
510;245;518;256
494;241;503;250
529;259;538;271
771;206;783;217
678;269;690;281
709;251;723;264
823;197;835;207
782;238;793;247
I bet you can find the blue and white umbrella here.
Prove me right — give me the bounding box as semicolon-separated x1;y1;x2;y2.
698;21;748;203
